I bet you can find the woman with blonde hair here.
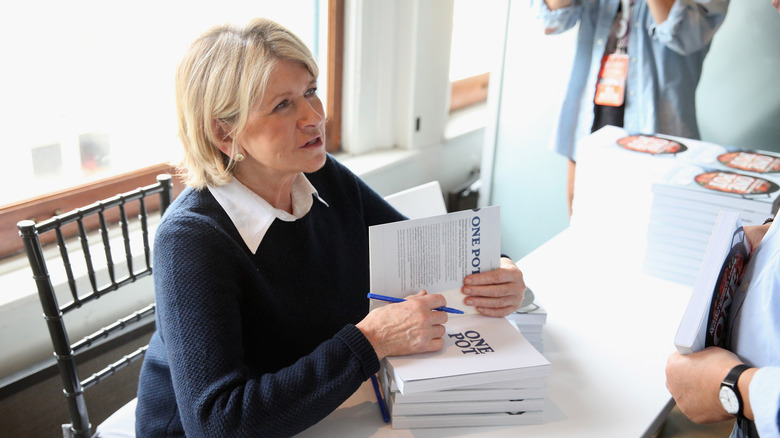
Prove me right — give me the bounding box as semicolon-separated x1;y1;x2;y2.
136;18;527;437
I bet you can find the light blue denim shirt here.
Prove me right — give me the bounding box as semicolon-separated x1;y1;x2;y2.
729;218;780;438
532;0;729;161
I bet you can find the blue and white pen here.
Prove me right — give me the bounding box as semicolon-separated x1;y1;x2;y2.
366;293;464;314
370;374;390;423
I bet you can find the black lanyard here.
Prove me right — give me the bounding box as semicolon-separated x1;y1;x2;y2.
615;0;633;54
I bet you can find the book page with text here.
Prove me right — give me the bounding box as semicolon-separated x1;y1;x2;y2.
369;206;501;315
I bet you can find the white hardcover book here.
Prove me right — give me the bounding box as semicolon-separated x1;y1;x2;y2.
643;247;704;271
643;258;701;282
390;385;546;404
643;265;698;286
674;211;752;354
686;148;780;178
645;239;709;261
383;314;550;394
649;206;720;233
643;256;702;278
389;410;544;429
513;326;543;336
652;164;780;215
652;195;767;224
506;303;548;326
388;397;545;416
646;220;713;247
386;375;545;393
455;378;546;390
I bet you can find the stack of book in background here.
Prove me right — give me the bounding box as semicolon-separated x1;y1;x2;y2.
379;314;551;429
573;125;780;285
645;143;780;285
571;126;683;229
506;301;547;353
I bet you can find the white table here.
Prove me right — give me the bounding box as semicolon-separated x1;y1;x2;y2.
296;220;693;438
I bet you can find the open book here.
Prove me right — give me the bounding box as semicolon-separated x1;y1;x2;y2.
674;211;752;354
368;206;501;314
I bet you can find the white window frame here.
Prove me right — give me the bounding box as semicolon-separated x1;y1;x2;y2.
341;0;455;155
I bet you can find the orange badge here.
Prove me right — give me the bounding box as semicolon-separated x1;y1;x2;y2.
594;53;629;107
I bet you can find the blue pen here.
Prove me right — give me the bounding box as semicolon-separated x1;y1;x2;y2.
367;293;464;314
370;374;390;423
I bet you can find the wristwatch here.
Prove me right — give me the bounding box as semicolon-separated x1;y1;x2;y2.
719;364;750;417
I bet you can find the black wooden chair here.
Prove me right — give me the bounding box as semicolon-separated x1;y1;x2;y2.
17;174;173;438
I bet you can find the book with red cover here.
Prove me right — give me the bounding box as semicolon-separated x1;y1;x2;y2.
674;211;752;354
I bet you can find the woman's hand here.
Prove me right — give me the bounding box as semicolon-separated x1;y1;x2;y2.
665;347;744;423
357;291;448;361
461;257;526;317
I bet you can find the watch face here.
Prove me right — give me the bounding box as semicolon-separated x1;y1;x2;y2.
719;386;740;415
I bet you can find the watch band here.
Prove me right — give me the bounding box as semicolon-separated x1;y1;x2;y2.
721;364;751;418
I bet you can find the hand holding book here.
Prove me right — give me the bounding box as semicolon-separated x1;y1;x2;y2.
665;347;747;423
461;257;528;317
368;206;528;317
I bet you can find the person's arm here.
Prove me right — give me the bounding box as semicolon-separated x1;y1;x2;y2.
649;0;730;55
153;212;446;436
669;355;780;435
545;0;575;10
357;291;448;360
530;0;583;35
646;0;675;24
666;347;754;423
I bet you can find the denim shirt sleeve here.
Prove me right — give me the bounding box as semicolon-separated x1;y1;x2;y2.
649;0;730;55
749;367;780;437
531;0;583;34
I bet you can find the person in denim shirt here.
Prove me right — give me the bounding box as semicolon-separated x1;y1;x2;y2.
666;6;780;432
667;216;780;438
531;0;729;215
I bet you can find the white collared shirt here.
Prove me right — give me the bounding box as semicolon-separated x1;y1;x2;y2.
208;173;329;253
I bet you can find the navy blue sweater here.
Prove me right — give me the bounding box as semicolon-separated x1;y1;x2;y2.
136;156;405;437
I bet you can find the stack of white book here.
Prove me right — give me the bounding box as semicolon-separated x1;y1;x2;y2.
572;125;779;285
379;314;551;429
571;126;683;229
367;207;551;429
506;300;547;353
645;144;780;285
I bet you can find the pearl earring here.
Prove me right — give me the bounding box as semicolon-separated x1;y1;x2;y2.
235;153;245;162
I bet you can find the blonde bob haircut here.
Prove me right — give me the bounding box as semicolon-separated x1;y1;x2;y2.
176;18;319;188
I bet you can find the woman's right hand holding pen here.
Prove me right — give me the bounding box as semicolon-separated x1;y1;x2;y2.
357;290;447;361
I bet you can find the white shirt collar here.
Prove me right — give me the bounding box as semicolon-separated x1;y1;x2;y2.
208;173;329;253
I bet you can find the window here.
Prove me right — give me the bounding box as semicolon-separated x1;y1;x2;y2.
449;0;507;112
0;0;342;259
0;0;501;259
